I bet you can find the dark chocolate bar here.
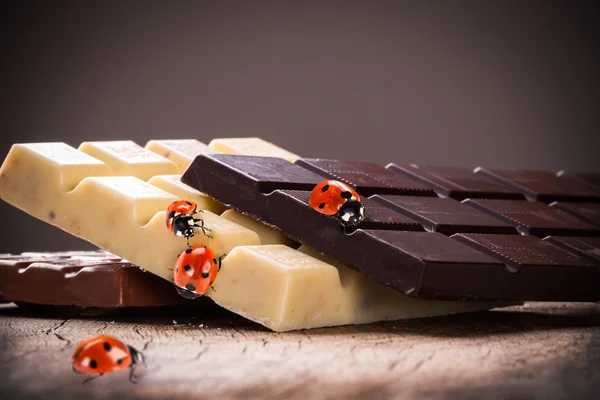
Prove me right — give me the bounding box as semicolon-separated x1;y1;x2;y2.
181;154;600;301
386;164;526;200
372;195;518;235
474;168;600;203
0;251;195;307
296;159;436;196
543;236;600;264
550;202;600;227
463;199;600;237
557;170;600;191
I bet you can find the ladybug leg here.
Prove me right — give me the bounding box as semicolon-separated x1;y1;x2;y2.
129;368;139;384
128;345;146;384
193;218;213;239
217;254;226;272
82;373;103;384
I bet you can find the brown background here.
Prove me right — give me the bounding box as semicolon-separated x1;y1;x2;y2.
1;0;599;253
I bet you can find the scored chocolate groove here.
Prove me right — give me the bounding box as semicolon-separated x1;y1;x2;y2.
386;164;526;200
182;154;600;301
475;168;600;203
550;202;600;227
295;158;435;197
463;199;600;237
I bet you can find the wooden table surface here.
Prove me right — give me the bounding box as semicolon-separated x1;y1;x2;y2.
0;301;599;400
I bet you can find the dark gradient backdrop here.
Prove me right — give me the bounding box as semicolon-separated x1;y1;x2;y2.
1;1;599;252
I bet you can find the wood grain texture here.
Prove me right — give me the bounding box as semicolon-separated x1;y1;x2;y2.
1;302;599;400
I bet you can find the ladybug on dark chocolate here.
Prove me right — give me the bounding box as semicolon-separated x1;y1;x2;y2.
71;335;145;383
166;200;211;244
173;245;223;299
308;180;364;227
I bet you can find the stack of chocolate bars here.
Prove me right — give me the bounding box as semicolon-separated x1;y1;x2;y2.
0;138;598;332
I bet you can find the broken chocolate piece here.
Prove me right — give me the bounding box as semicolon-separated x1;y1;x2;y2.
0;251;197;307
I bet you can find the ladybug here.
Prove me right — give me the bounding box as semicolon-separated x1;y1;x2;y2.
173;245;223;299
308;180;365;227
71;335;145;383
166;200;211;244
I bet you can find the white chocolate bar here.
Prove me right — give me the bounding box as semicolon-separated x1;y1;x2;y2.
148;175;227;215
0;138;511;331
215;245;509;331
220;209;297;247
208;137;300;162
79;140;181;178
0;142;260;281
145;139;212;171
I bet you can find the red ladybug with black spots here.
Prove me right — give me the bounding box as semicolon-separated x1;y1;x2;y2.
308;180;364;227
173;245;223;299
166;200;211;244
71;335;145;383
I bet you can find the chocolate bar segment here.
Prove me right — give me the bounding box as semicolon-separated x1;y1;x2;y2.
452;234;600;301
463;199;600;237
280;190;424;232
550;202;600;227
182;154;600;301
543;236;600;264
557;170;600;191
387;164;525;200
372;195;518;235
295;158;435;197
474;168;600;203
0;251;195;307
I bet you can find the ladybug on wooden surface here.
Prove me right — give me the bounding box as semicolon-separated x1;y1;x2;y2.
308;180;364;227
166;200;211;245
71;335;145;384
173;245;223;299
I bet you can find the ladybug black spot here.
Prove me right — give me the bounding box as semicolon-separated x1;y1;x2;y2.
318;202;326;209
186;201;192;205
116;358;123;365
185;248;192;254
184;265;192;272
103;342;111;352
201;272;209;278
175;267;179;273
321;184;330;192
341;191;352;199
212;258;217;264
171;201;177;205
89;359;98;369
185;283;196;292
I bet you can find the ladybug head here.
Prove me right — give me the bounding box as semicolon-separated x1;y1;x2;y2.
183;226;195;238
335;199;365;227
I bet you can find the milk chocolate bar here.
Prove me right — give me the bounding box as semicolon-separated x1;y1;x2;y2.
0;251;194;307
181;154;600;301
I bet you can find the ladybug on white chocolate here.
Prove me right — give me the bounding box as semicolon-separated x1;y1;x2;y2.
165;200;211;244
